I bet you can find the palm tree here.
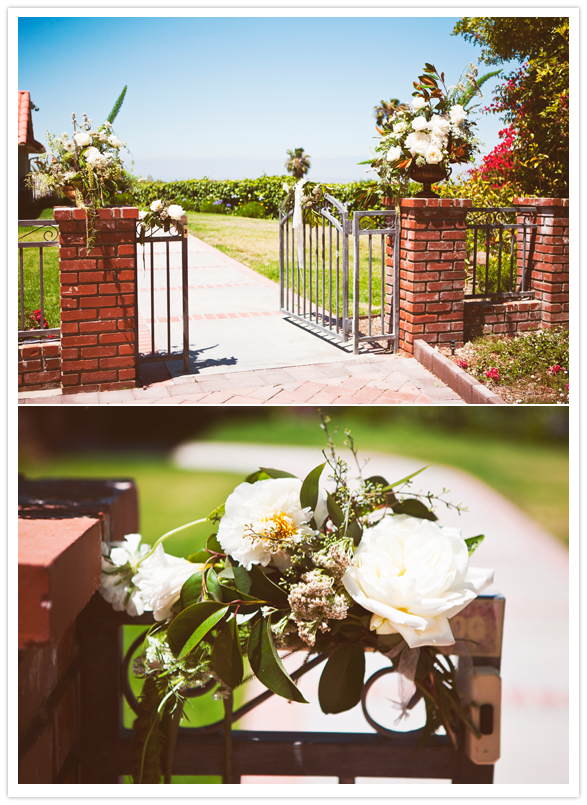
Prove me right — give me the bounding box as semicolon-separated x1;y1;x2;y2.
285;148;311;179
374;98;412;129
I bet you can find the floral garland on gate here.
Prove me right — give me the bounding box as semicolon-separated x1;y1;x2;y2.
362;63;490;211
26;112;134;251
137;199;186;245
100;417;494;783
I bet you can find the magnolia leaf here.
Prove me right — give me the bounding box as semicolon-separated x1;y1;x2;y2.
326;492;345;528
346;519;363;546
228;558;289;607
187;550;209;564
465;534;485;555
204;568;223;602
180;571;203;609
244;469;269;484
212;617;243;689
247;617;307;703
300;462;326;511
168;602;229;659
206;533;223;553
318;645;365;714
392;498;438;521
259;467;298;479
365;475;388;488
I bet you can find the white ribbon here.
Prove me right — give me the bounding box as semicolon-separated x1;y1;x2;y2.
292;178;307;273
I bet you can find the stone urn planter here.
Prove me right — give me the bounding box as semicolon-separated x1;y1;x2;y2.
409;163;452;198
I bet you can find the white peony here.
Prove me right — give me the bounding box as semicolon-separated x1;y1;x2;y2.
412;97;427;111
425;144;444;164
386;145;403;162
429;114;451;138
150;199;164;212
449;105;467;126
108;134;122;149
84;146;106;167
217;478;317;571
132;545;203;621
342;514;494;649
100;534;150;617
138;210;147;220
411;116;429;132
167;204;185;220
404;131;430;156
73;131;91;147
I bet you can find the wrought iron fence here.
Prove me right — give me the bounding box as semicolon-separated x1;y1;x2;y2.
465;207;538;300
18;219;60;341
76;592;504;784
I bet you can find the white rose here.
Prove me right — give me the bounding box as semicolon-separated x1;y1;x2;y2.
74;131;91;147
167;203;185;220
132;545;203;621
217;477;317;571
100;534;150;617
150;199;164;212
138;210;147;220
412;97;427;111
449;105;467;126
425;144;444;164
342;514;494;649
404;131;430;156
386;145;403;162
84;146;106;167
429;114;451;138
411;116;429;132
108;134;122;149
392;121;407;135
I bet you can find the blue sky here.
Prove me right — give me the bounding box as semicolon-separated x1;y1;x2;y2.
18;13;514;182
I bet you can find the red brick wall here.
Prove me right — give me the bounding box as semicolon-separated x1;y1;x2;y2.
18;478;139;784
395;199;470;354
463;299;542;341
514;198;569;329
18;340;61;391
56;207;138;394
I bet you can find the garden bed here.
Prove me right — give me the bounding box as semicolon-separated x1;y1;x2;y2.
439;329;569;405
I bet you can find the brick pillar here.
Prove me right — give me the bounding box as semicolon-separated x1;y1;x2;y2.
396;198;471;354
56;207;138;394
514;198;569;329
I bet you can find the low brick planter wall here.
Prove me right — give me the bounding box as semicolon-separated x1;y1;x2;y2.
413;338;504;405
18;340;61;391
464;299;541;341
18;477;139;784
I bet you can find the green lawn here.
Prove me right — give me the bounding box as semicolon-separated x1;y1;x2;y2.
18;208;60;331
186;212;386;316
201;411;569;547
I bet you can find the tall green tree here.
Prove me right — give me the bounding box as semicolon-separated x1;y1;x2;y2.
453;17;569;196
285;148;311;179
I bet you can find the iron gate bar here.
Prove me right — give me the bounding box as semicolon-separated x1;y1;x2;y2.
465;207;538;300
18;219;59;340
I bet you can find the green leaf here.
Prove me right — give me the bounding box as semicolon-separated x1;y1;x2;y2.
212;617;243;689
230;560;289;607
318;645;365;714
205;568;223;602
187;550;209;563
381;466;430;491
300;462;326;511
244;469;270;484
168;602;229;659
365;475;388;488
206;534;223;553
346;519;363;546
392;498;438;521
247;617;307;703
180;571;203;609
259;467;298;479
207;504;225;523
326;492;344;527
465;534;485;555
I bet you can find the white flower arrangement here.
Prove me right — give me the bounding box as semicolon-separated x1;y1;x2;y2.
100;417;494;783
364;63;485;208
137;199;186;244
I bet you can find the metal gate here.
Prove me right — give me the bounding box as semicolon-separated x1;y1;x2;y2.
134;217;190;378
279;195;400;354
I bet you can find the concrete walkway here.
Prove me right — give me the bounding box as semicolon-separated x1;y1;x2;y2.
173;443;570;786
18;233;465;406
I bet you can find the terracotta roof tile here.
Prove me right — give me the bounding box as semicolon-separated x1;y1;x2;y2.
18;91;45;153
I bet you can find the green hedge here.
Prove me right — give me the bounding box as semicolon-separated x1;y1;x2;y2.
131;176;392;219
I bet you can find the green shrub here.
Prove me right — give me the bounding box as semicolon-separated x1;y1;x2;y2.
233;201;268;219
199;200;228;214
